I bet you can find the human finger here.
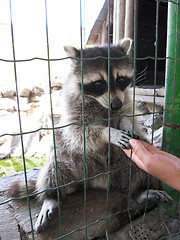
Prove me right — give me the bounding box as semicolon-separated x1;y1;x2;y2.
130;151;150;172
129;139;153;164
135;140;160;153
122;149;132;158
123;142;152;173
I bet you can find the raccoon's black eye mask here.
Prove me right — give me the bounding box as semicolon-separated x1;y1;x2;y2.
83;79;108;97
116;76;132;91
81;76;131;97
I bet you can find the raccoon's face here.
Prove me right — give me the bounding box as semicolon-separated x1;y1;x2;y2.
64;39;133;111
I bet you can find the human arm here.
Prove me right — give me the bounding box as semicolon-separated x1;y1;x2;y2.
123;139;180;191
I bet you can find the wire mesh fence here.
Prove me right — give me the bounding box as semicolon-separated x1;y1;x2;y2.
0;0;180;239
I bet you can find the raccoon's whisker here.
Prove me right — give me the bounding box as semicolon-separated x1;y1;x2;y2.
131;73;147;86
134;72;147;85
122;106;131;112
136;67;147;77
120;104;131;112
135;76;147;85
136;63;148;76
135;71;147;82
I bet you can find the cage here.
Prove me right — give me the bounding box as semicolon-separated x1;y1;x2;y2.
0;0;180;239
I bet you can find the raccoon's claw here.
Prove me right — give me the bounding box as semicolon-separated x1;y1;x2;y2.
117;133;132;149
35;199;58;233
122;129;139;140
102;127;133;149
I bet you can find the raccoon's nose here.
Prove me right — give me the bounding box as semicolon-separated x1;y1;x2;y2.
111;98;122;110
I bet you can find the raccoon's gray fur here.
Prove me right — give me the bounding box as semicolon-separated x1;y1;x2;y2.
31;39;172;233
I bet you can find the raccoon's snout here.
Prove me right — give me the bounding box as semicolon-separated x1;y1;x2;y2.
111;98;122;110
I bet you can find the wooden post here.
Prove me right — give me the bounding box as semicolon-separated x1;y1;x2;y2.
113;0;117;43
101;21;108;44
124;0;134;39
113;0;126;44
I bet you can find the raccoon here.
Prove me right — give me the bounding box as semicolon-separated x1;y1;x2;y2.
23;39;172;233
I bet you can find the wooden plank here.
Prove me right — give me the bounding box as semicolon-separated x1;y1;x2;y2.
101;21;108;44
113;0;125;44
113;0;117;43
125;0;134;39
127;87;165;106
135;95;164;106
128;87;165;97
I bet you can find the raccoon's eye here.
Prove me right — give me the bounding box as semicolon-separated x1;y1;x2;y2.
116;77;131;91
94;80;107;89
83;79;107;97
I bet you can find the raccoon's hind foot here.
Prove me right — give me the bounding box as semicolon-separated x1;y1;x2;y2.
102;127;134;149
137;189;174;206
35;199;58;233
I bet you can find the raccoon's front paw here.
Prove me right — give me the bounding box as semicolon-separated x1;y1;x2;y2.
122;129;140;140
102;127;132;149
35;199;58;233
116;130;133;149
137;189;174;206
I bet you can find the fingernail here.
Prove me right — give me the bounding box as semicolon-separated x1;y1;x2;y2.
129;139;136;147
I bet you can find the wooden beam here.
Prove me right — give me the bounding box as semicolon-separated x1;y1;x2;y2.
113;0;126;44
124;0;134;39
129;87;165;97
101;21;108;44
128;87;165;106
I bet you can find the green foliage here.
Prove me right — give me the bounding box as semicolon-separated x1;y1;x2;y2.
0;156;47;177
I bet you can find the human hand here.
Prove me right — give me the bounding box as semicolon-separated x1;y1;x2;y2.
123;139;180;191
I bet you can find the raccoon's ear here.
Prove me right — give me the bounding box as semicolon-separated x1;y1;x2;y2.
120;38;133;55
64;46;80;59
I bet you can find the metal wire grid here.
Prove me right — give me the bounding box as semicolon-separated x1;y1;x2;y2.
0;0;179;239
